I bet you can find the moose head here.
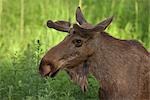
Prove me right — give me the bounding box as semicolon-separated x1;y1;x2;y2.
39;7;113;77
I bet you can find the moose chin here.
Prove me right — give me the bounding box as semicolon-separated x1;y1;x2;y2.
39;7;150;100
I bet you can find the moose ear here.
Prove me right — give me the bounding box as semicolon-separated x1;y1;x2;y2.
47;20;71;32
92;16;113;32
76;7;87;25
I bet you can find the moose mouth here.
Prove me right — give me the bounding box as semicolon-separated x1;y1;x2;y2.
47;63;61;78
47;68;60;78
39;60;61;78
40;52;82;78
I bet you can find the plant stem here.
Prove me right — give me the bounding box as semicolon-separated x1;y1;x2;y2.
20;0;24;38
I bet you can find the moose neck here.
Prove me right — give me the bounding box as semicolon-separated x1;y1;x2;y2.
88;31;127;82
87;31;150;99
88;31;150;85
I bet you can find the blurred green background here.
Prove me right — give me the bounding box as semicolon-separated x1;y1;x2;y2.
0;0;149;100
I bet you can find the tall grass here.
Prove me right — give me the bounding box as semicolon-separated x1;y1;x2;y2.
0;0;149;99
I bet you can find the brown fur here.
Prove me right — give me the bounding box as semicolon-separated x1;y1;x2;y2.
89;32;150;100
65;62;89;92
39;7;150;100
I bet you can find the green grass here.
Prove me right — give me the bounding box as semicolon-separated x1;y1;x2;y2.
0;0;149;100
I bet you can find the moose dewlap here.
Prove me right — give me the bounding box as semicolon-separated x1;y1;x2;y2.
39;7;150;100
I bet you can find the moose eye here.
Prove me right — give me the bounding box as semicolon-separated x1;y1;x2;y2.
72;39;83;47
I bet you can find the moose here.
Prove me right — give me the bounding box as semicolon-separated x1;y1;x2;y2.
39;7;150;100
65;62;89;92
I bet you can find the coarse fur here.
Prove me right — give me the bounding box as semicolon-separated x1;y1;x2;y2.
65;62;89;92
39;7;150;100
89;31;150;100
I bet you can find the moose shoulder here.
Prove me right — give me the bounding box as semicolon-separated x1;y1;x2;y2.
39;7;150;100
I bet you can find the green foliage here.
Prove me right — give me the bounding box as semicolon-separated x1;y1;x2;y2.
0;0;149;100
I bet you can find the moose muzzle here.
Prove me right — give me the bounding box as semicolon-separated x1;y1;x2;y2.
39;59;60;77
